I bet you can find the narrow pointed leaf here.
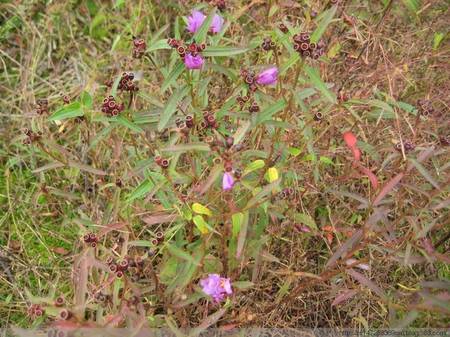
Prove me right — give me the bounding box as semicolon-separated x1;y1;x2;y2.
158;85;189;131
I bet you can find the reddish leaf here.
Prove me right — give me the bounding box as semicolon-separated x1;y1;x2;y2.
353;161;378;189
331;289;358;306
373;172;405;206
52;247;70;255
142;213;178;226
325;229;364;268
98;222;127;238
343;131;357;148
352;147;361;161
346;268;387;301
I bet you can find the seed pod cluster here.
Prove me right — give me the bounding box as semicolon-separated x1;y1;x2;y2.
107;256;131;278
101;96;124;117
261;37;276;52
395;140;415;152
154;155;170;169
210;0;226;11
236;95;260;113
22;128;41;145
118;72;139;92
83;232;98;247
240;68;257;92
439;135;449;146
175;115;195;134
417;99;435;117
202;111;218;129
292;33;326;59
278;23;288;33
36;99;49;115
54;296;65;307
94;292;110;304
60;94;70;105
313;112;323;121
168;39;206;59
132;37;146;59
278;187;295;200
27;304;44;318
59;309;72;320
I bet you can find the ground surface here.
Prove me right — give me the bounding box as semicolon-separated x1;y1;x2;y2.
0;0;449;332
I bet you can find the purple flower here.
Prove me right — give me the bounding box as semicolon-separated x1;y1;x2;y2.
200;274;233;303
186;10;224;34
222;172;234;191
187;10;206;34
256;67;278;85
184;53;204;69
210;14;224;34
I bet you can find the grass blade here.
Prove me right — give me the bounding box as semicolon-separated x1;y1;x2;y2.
161;142;210;153
193;9;215;43
48;102;83;121
202;46;249;57
408;158;440;189
304;65;336;103
158;85;189;131
255;99;287;125
161;61;185;92
310;5;337;43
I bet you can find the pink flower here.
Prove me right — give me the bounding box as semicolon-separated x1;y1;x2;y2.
187;10;206;34
186;10;224;34
200;274;233;302
184;53;204;69
222;172;234;191
210;14;224;33
256;67;278;85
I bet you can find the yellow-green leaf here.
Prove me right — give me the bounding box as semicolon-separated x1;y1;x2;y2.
193;215;212;234
244;159;265;175
266;167;279;183
192;202;212;217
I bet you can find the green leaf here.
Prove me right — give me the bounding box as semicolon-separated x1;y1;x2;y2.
433;32;445;50
127;179;154;202
148;38;170;52
293;212;318;230
265;167;280;183
402;0;421;13
48;102;83;121
158;85;189;131
408;158;440;189
166;243;199;265
128;240;155;247
243;159;265;175
193;215;212;234
193;9;215;43
0;15;21;42
244;180;280;210
113;115;144;133
80;91;93;108
232;281;254;290
231;212;244;238
235;210;249;258
280;53;300;75
114;0;125;8
202;46;249;57
310;5;337;43
192;203;212;217
304;66;336;104
232;120;251;145
255;99;287;125
160;142;210;153
161;61;185;92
